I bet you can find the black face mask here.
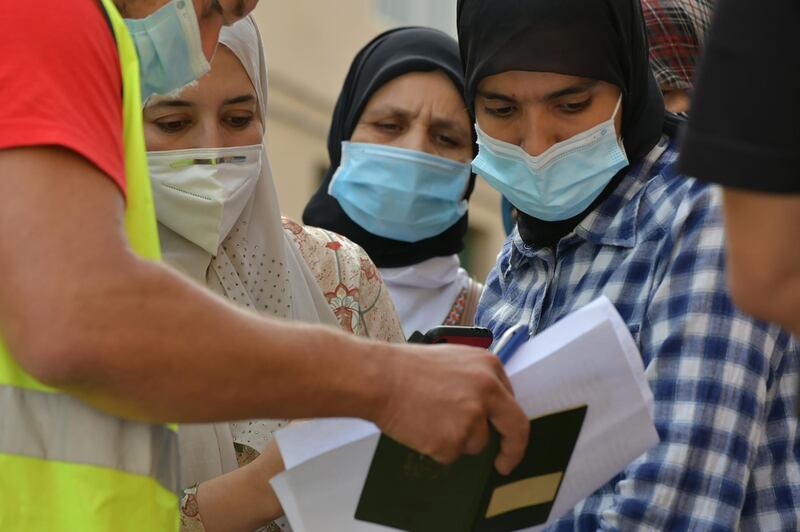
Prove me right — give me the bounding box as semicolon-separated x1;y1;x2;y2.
458;0;666;248
302;27;477;268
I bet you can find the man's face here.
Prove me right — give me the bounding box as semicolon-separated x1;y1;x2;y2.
118;0;259;60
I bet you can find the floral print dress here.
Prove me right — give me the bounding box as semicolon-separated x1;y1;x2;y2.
281;217;405;343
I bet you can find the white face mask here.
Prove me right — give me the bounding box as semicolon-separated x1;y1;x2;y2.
148;145;262;255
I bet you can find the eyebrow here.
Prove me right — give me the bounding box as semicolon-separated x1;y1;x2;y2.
147;94;254;110
476;90;517;103
430;117;470;139
544;80;599;101
477;80;600;103
363;105;413;119
223;94;256;106
364;106;470;137
148;99;193;109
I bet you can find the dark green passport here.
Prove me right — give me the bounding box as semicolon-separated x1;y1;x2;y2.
355;405;587;532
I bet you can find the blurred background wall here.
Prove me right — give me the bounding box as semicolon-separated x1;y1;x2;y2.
250;1;506;281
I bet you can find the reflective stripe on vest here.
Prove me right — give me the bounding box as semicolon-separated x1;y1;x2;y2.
0;385;179;494
0;0;179;530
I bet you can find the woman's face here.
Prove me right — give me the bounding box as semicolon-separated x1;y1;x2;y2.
350;71;473;164
475;71;622;156
144;45;262;151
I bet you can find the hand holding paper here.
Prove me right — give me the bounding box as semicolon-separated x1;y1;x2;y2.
271;297;659;531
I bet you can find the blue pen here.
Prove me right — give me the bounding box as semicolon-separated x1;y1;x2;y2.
493;323;530;366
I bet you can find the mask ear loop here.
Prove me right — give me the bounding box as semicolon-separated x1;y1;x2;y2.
611;94;623;119
459;168;475;202
612;94;625;148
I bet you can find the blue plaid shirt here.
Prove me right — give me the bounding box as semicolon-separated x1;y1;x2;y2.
477;138;800;531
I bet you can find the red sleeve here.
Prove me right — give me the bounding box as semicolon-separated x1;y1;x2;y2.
0;0;126;194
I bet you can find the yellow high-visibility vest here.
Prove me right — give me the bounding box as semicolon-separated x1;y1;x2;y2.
0;0;179;529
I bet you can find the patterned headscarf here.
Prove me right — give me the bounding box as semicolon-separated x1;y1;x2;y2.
642;0;715;91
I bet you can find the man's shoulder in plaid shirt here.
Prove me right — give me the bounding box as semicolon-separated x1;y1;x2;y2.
477;137;800;531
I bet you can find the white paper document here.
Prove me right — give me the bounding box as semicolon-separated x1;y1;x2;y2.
271;296;659;531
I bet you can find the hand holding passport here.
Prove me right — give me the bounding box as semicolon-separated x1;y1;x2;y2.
271;297;659;532
356;406;587;531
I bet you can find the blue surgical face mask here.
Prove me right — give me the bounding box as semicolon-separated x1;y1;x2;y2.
472;96;629;222
329;142;471;243
125;0;211;102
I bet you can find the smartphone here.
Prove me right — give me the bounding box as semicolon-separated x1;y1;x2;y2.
407;326;494;349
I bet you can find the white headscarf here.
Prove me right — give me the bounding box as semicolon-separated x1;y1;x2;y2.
158;17;337;326
157;16;339;488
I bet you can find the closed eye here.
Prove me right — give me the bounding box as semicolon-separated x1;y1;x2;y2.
223;115;254;129
375;122;401;133
435;134;459;148
484;105;515;119
557;99;592;114
156;118;191;133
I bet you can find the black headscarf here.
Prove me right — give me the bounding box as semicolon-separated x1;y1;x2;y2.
302;27;476;268
458;0;666;248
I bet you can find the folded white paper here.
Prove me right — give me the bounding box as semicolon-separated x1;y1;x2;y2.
271;296;659;531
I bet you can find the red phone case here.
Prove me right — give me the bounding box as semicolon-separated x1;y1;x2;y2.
423;327;493;349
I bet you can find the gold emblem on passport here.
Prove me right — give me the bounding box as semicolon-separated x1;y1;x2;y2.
403;451;450;480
